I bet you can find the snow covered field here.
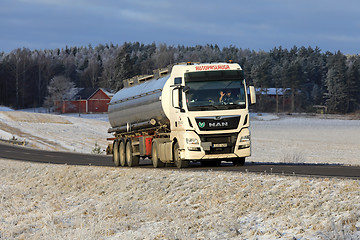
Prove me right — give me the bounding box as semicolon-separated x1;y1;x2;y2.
0;108;360;239
0;108;111;154
250;113;360;166
0;108;359;166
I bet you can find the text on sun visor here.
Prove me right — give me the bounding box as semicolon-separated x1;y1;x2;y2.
195;65;230;71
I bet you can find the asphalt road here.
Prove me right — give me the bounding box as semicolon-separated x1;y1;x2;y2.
1;142;359;179
0;142;114;166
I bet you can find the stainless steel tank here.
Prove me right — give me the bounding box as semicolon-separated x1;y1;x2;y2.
108;76;170;130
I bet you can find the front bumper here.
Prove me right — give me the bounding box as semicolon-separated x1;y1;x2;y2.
179;128;251;160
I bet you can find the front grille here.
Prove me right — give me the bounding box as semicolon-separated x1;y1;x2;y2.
207;146;233;154
200;133;237;154
200;133;237;143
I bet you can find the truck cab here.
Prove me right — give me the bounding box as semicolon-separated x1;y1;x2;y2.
163;63;255;167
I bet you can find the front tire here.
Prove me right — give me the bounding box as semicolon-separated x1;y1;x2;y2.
174;142;189;168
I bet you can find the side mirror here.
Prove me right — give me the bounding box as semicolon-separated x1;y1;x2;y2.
183;86;190;93
249;86;256;105
172;88;185;112
172;88;180;108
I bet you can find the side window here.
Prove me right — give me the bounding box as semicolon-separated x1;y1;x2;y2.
174;77;182;85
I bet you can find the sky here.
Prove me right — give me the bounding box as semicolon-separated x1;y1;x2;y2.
1;0;360;54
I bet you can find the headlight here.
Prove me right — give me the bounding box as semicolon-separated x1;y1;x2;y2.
239;135;250;149
240;135;250;142
186;138;199;145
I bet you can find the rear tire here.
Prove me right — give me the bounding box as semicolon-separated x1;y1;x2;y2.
126;140;139;167
174;142;189;168
119;140;127;167
113;140;120;167
151;142;165;168
232;157;245;166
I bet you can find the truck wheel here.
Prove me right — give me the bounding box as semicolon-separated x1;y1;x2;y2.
174;142;188;168
113;140;120;167
151;142;165;168
126;140;139;167
119;140;127;167
232;157;245;166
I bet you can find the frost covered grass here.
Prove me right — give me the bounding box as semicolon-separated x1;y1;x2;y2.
0;159;359;239
3;112;72;124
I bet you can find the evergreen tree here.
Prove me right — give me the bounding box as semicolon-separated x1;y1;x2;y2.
113;44;134;90
282;60;304;112
346;56;360;112
325;51;348;113
251;52;272;111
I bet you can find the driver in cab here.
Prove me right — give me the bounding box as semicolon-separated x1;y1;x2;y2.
219;90;233;104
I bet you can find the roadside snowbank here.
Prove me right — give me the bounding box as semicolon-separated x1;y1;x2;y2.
0;159;359;239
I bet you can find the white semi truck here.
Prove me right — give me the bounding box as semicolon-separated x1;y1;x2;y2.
107;62;256;168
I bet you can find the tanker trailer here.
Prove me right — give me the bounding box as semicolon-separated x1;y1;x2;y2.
107;62;256;168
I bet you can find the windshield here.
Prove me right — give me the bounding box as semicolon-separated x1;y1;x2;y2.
184;70;246;111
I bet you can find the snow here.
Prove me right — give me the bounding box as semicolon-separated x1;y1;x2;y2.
0;110;360;238
249;113;360;166
0;105;14;111
0;111;111;153
1;110;358;166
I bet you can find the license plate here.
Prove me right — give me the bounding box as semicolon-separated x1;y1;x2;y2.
213;143;227;148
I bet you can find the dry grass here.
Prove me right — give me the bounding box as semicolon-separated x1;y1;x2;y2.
1;159;359;239
281;150;306;164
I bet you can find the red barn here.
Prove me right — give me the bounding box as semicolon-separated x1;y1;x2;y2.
56;88;113;113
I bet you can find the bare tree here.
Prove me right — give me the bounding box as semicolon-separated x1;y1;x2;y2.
82;57;101;88
101;57;117;89
5;48;32;108
44;76;75;110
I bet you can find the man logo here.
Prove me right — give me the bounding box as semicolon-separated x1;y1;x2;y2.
198;122;205;128
209;122;229;127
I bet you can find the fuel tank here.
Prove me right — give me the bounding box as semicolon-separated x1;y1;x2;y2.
108;75;170;129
